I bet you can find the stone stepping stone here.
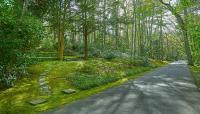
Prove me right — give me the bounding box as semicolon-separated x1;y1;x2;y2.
40;82;47;86
42;86;50;91
28;98;47;105
39;78;45;82
40;73;47;76
62;89;76;94
38;68;53;95
39;76;45;79
40;88;50;93
44;69;49;72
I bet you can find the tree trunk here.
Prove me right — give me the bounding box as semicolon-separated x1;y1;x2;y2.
159;0;194;65
20;0;27;19
59;29;64;60
84;26;88;60
159;13;163;60
83;6;88;60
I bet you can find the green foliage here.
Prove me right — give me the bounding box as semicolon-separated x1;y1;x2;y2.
66;57;154;90
191;66;200;88
129;58;150;67
125;67;150;77
101;51;129;60
0;2;44;87
0;65;17;87
103;51;118;60
188;14;200;65
0;58;163;114
28;0;50;18
40;38;57;51
78;63;98;74
114;57;150;67
68;74;119;90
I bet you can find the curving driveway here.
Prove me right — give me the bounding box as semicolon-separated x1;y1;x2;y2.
41;61;200;114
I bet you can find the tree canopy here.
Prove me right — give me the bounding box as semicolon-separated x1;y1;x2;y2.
0;0;199;86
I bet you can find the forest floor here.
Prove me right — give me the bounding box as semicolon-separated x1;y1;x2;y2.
0;57;166;114
41;61;200;114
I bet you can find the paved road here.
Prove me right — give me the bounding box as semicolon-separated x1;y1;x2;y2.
42;61;200;114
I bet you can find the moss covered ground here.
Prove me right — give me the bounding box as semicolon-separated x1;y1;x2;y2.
0;58;166;114
191;66;200;89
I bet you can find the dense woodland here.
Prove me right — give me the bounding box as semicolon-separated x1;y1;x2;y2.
0;0;200;113
0;0;200;92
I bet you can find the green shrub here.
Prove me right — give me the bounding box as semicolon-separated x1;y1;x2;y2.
102;51;130;60
103;52;117;60
68;74;120;90
150;60;166;67
0;4;44;87
125;67;150;77
0;65;17;87
128;58;150;67
78;64;98;74
40;38;57;51
89;47;102;57
191;66;200;88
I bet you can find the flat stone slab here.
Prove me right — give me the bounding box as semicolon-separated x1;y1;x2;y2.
39;78;45;82
40;76;46;78
44;69;49;72
42;87;50;92
40;73;47;76
62;89;76;94
40;82;47;86
28;98;47;105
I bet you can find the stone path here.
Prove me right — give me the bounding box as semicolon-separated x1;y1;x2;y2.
40;61;200;114
29;98;47;105
39;67;53;95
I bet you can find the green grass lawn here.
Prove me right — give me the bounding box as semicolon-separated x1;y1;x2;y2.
191;66;200;89
0;58;166;114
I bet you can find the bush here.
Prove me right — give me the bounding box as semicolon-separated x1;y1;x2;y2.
39;38;57;51
191;66;200;88
77;63;99;74
68;74;120;90
150;60;166;67
0;5;44;87
101;50;130;60
0;65;17;87
0;64;28;87
103;52;117;60
128;57;150;67
89;49;102;57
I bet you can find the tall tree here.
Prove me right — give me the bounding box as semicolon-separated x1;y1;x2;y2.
159;0;194;65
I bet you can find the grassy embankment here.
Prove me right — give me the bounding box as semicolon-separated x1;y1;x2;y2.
0;57;167;114
191;65;200;89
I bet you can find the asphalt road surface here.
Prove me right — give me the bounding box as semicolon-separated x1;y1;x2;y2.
41;61;200;114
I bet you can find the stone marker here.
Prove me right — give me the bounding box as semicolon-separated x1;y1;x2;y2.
28;98;47;105
62;89;76;94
